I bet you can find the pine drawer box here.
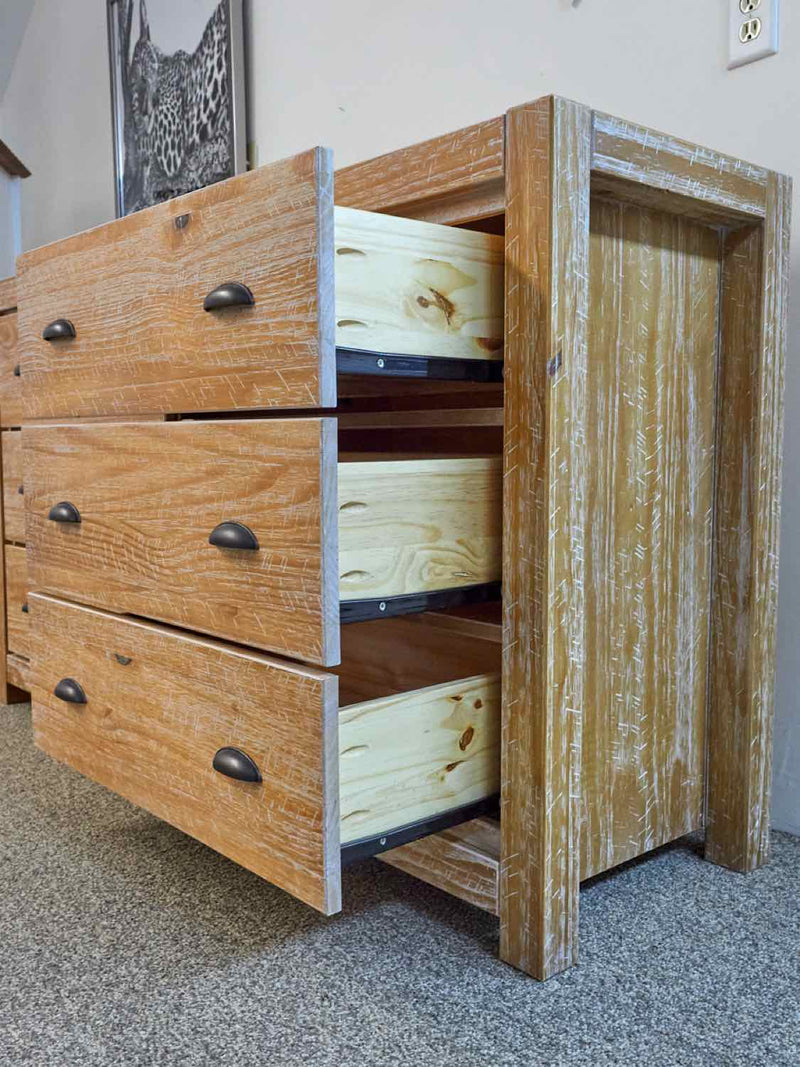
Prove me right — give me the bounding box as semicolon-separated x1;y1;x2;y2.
30;593;501;915
25;418;502;666
16;149;503;422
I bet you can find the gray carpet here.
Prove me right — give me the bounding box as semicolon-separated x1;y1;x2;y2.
1;702;798;1067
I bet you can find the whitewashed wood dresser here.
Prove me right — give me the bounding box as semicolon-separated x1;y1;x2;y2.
11;96;790;981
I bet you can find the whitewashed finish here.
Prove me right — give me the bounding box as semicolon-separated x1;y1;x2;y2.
25;418;341;666
30;593;342;914
582;199;719;878
335;116;505;224
500;97;590;980
18;148;336;419
706;171;792;870
592;112;768;221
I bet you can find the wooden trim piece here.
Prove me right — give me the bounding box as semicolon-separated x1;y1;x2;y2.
379;816;500;914
592;111;768;223
0;140;30;179
0;277;15;314
335;117;505;225
500;97;590;979
706;170;792;871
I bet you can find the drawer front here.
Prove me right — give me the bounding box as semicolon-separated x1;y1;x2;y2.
30;593;341;913
5;543;30;657
18;148;334;420
0;312;22;428
2;430;24;542
26;418;339;666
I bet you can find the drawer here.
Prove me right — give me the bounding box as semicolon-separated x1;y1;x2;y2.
30;594;501;915
2;430;24;542
18;152;503;422
25;419;502;666
0;311;22;428
5;543;30;657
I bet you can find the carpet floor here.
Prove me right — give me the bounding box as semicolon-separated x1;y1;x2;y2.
1;702;798;1067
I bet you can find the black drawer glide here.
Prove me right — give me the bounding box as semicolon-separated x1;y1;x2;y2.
340;581;501;625
336;347;503;383
340;796;499;866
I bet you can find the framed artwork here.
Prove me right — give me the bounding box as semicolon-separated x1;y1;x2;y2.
106;0;246;217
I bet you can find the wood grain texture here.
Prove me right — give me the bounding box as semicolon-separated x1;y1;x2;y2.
6;652;30;695
30;593;342;913
582;199;719;879
338;456;501;601
592;111;768;222
5;543;29;658
380;816;500;913
0;312;22;428
335;117;505;224
335;206;504;360
500;97;590;980
706;171;792;871
25;418;340;667
18;149;335;419
2;430;24;542
0;276;15;313
337;614;500;706
339;673;500;843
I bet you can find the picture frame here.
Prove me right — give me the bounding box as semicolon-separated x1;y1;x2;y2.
106;0;246;217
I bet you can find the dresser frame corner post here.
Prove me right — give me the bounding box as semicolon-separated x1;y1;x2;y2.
499;96;591;980
705;167;792;873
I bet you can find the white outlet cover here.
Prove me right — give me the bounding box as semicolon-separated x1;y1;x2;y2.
729;0;780;69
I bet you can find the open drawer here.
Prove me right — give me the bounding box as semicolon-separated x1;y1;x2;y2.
30;594;500;915
25;417;501;666
17;148;503;421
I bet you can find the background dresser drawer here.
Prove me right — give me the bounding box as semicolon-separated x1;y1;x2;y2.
31;595;500;915
5;543;30;657
2;429;23;542
18;152;502;421
0;311;22;428
25;419;501;666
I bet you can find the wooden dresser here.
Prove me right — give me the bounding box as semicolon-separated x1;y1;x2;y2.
12;96;791;980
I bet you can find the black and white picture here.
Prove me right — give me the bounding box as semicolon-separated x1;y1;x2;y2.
107;0;245;216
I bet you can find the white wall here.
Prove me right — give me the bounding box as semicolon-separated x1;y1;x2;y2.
2;0;800;831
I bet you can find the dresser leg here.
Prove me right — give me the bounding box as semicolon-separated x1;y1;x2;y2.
499;97;591;980
704;172;791;874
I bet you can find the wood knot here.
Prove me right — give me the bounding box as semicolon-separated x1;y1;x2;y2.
459;726;475;751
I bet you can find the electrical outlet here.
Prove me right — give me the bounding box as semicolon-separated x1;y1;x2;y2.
729;0;779;69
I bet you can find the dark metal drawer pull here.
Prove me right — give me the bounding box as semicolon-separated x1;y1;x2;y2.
17;485;23;495
209;521;258;551
42;319;76;341
54;678;86;704
213;747;261;783
13;363;20;377
203;282;254;312
48;501;81;524
21;603;28;614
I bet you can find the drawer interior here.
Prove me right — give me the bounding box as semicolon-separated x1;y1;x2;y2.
336;612;501;854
